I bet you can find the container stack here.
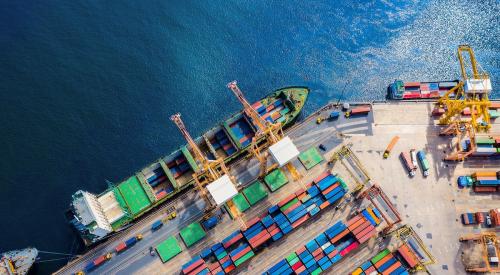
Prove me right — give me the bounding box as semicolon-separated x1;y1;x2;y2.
346;210;379;244
397;244;419;269
253;98;290;124
167;154;192;179
489;209;500;227
461;212;477;225
351;260;377;275
228;116;255;148
489;102;500;119
265;207;382;275
210;130;237;156
472;136;500;157
181;257;209;275
370;249;408;275
180;170;350;275
471;171;500;192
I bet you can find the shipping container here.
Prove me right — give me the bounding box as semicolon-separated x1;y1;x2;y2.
417;150;430;177
400;152;416;177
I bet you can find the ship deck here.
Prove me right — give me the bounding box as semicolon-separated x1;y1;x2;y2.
55;100;500;275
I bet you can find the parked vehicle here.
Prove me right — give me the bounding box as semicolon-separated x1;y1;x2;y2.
383;136;399;159
417;150;430;177
400;152;416;177
151;220;163;231
319;144;326;151
115;234;143;253
410;149;417;167
461;213;477;225
201;215;219;231
476;212;485;224
345;106;370;118
79;253;112;274
149;246;155;256
329;111;340;120
486;215;492;227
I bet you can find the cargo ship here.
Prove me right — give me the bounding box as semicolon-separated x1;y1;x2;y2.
387;80;459;100
68;87;309;245
0;248;38;275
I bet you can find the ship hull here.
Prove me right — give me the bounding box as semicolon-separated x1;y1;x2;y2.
69;86;309;245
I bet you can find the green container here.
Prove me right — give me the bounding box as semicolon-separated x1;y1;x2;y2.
371;249;390;264
264;169;289;192
288;257;300;265
156;236;182;263
180;222;206;247
476;137;495;144
299;147;324;170
311;267;322;275
243;181;268;205
234;250;255;266
339;178;348;190
231;193;251;212
216;251;228;260
280;198;299;212
286;252;297;262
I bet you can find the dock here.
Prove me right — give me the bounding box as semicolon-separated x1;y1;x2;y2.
55;100;500;275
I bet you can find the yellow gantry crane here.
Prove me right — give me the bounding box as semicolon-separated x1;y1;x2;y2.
459;232;500;273
170;113;243;223
226;81;302;181
437;45;492;132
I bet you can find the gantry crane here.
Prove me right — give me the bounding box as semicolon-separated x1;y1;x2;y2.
357;184;402;235
439;120;476;161
170;113;243;221
437;45;492;132
226;81;302;181
393;224;436;271
459;232;500;273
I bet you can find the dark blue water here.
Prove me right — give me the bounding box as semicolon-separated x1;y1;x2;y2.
0;0;498;273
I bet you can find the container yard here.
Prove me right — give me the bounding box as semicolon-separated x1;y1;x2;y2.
54;46;500;275
56;97;500;275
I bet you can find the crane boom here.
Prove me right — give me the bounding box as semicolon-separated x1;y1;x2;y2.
170;113;208;168
227;81;268;133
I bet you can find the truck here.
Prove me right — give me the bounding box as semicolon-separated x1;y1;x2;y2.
329;111;340;120
461;212;477;225
344;106;370;118
78;253;112;274
417;150;430;177
115;234;143;253
383;136;399;158
410;149;417;167
151;220;163;231
201;215;219;231
400;152;416;177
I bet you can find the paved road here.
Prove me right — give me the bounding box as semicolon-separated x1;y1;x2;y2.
56;103;373;275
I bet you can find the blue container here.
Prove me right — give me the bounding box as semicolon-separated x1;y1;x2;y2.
361;260;372;270
327;190;345;204
362;209;377;226
393;265;407;275
271;232;283;241
182;256;201;270
310;207;320;216
330;253;342;264
378;257;397;272
306;240;320;252
268;259;288;274
307;264;319;273
317;175;337;191
221;260;233;269
315;233;328;246
262;215;274;228
200;248;212;259
323;244;335;254
151;220;163;231
307;185;320;197
325;222;346;239
304;258;316;268
211;243;223;251
324;186;342;200
320;258;333;271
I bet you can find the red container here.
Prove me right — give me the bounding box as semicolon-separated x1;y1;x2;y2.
115;243;127;253
231;246;251;261
305;181;314;188
266;105;275;112
398;244;418;268
224;264;235;273
347;215;362;227
283;202;301;215
348;217;365;231
295;265;306;273
208;262;220;271
351;220;371;235
278;194;296;207
292;215;309;228
404;82;420;87
312;248;322;257
340;241;359;256
350;106;371;115
182;258;204;274
223;233;243;248
473;186;497;192
268;228;281;236
327;249;338;259
93;255;106;266
296;246;307;255
219;255;230;264
245;217;261;228
314;171;330;183
358;228;376;243
211;266;222;274
295;188;305;196
356;224;375;240
330;229;349;244
314;253;324;261
292;261;303;270
321;183;340;195
186;263;207;275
